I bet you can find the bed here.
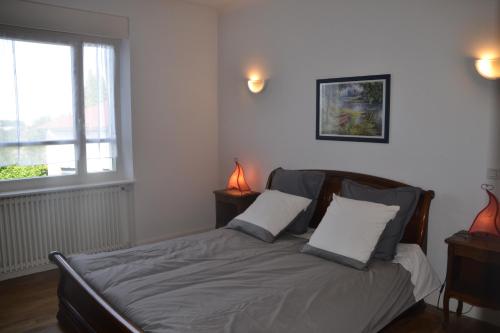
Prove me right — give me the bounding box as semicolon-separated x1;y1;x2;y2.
49;169;437;333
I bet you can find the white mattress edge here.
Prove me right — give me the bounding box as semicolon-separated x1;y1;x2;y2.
392;243;441;301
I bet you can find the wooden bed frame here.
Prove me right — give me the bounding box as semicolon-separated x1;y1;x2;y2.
49;169;435;333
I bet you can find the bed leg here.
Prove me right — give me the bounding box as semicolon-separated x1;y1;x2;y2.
57;301;83;333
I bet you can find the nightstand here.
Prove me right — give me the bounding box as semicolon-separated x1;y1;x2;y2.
213;190;260;228
443;231;500;324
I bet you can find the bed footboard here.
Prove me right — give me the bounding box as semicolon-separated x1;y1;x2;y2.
49;251;142;333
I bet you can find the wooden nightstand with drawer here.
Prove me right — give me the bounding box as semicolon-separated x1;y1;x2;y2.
213;190;260;229
443;231;500;324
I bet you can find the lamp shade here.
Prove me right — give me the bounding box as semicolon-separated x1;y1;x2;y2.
247;79;265;93
226;160;251;192
475;58;500;80
469;188;500;237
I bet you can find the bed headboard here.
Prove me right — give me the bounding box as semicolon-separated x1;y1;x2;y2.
266;169;435;253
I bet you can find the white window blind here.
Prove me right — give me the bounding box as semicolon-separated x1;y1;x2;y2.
0;0;129;39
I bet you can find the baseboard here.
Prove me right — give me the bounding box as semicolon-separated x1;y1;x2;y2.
133;226;213;246
0;263;56;282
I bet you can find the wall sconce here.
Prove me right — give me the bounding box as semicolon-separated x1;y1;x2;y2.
475;58;500;80
247;77;266;93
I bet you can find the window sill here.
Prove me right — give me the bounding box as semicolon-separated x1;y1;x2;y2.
0;179;135;199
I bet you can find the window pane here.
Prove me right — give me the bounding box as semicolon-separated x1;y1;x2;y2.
84;43;116;173
86;142;115;173
0;37;76;180
83;43;116;140
0;144;76;180
0;38;75;143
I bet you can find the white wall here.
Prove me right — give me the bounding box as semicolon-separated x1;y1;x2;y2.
31;0;219;243
218;0;499;323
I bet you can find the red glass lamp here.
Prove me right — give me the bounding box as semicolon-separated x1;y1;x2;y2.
469;185;500;237
226;159;251;194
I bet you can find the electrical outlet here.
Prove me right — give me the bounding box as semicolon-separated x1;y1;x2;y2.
487;168;499;180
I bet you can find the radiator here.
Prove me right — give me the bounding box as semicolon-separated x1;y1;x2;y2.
0;184;133;277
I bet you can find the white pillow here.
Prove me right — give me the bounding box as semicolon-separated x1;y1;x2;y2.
227;189;311;242
303;194;399;269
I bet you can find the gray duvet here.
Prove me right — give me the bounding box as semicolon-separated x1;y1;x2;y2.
68;229;416;333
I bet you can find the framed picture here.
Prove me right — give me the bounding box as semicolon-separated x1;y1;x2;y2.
316;74;390;143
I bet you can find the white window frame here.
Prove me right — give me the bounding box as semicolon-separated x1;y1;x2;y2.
0;25;126;192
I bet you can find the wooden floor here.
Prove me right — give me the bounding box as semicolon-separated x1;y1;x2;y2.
0;270;499;333
0;270;61;333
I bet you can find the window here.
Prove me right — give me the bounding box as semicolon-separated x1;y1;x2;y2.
0;28;119;183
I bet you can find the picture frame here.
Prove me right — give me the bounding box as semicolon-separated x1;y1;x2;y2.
316;74;391;143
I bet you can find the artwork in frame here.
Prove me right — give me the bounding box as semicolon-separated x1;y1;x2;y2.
316;74;391;143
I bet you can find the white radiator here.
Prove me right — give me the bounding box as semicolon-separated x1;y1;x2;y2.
0;184;133;278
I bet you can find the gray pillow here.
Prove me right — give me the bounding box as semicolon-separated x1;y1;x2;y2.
270;168;325;234
226;219;275;242
341;179;421;261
